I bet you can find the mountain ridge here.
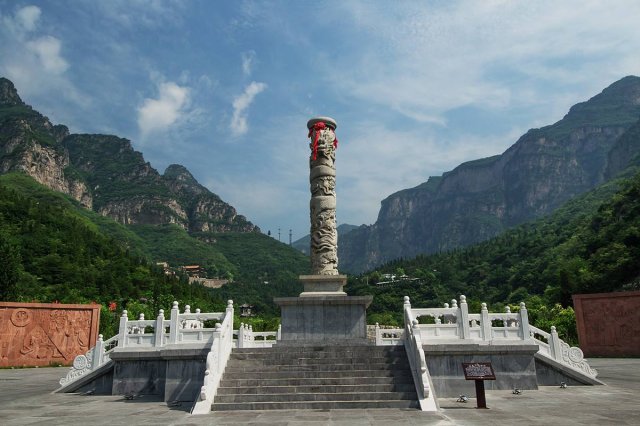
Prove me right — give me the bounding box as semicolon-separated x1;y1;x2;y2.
0;77;258;234
340;76;640;273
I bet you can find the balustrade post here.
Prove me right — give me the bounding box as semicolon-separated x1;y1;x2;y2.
226;300;234;335
480;303;491;341
238;323;245;349
518;302;530;340
155;309;165;347
215;322;223;370
184;305;191;314
118;310;128;348
404;296;412;330
458;295;470;340
169;301;180;344
375;323;382;346
549;326;562;361
92;334;105;369
276;324;282;340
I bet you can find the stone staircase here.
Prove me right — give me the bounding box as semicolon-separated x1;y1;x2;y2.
212;345;419;410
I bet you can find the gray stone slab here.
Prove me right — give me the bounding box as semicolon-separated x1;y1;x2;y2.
1;358;639;425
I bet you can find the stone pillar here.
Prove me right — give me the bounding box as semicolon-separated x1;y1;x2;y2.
300;117;347;296
274;117;372;345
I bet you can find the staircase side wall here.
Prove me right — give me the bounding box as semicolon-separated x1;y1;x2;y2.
109;346;208;402
423;343;539;397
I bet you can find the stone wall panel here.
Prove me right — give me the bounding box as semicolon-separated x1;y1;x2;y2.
0;302;100;367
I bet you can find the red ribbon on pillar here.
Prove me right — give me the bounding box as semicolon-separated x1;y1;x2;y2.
308;121;338;160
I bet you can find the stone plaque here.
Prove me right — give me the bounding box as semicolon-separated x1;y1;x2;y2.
573;291;640;357
462;362;496;380
0;302;101;367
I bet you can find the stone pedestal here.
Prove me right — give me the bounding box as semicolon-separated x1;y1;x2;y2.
274;295;373;345
299;274;347;297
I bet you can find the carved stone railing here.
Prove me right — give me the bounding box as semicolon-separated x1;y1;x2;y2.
236;323;281;348
59;333;118;386
375;323;404;346
404;297;439;412
530;325;598;378
58;301;230;390
191;300;234;415
402;295;598;380
407;296;530;342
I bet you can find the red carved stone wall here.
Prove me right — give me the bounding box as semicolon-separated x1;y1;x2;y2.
573;291;640;357
0;302;101;367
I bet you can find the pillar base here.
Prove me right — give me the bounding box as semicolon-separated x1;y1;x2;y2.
298;274;347;297
274;295;373;344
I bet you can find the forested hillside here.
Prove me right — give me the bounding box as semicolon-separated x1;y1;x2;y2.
0;173;221;335
347;168;640;340
0;173;309;334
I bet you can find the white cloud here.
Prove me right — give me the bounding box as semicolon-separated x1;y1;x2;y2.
230;81;267;136
0;5;87;120
325;0;640;126
26;36;69;74
15;5;41;32
241;50;256;76
137;81;190;137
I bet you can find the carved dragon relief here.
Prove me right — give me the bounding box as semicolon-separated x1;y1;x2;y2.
307;120;340;276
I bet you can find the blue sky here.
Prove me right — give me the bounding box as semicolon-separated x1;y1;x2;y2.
1;1;640;242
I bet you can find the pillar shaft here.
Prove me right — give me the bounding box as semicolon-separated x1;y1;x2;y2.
307;117;339;276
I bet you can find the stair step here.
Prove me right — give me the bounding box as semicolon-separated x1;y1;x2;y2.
231;348;405;359
212;400;420;411
217;383;416;395
228;357;408;366
224;363;406;372
219;376;413;387
232;347;405;356
224;369;412;380
215;391;418;403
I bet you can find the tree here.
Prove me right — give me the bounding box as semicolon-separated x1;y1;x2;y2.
0;231;22;301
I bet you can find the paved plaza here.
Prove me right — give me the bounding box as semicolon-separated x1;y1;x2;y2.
0;358;638;425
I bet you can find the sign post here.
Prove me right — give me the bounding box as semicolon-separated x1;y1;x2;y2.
462;362;496;409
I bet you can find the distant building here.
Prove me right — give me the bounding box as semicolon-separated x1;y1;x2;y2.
239;304;255;317
181;265;205;278
189;277;229;289
156;262;174;275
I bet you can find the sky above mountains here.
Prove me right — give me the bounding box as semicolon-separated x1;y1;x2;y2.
1;0;640;241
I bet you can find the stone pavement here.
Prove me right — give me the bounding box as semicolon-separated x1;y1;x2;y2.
0;358;638;425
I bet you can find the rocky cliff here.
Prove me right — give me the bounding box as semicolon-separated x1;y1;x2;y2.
340;76;640;273
0;77;259;234
0;78;92;208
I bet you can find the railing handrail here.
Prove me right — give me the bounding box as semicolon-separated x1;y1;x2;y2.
59;301;236;390
192;300;234;415
403;297;438;412
402;296;598;380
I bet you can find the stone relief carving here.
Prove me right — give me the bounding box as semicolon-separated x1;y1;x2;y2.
0;303;99;367
307;118;340;276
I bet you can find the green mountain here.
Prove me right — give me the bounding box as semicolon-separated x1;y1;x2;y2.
0;173;221;336
340;76;640;273
347;167;640;328
0;77;257;234
0;77;310;321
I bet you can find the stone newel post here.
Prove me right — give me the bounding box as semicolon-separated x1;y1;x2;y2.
307;117;339;276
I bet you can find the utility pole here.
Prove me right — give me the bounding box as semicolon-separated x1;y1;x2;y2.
289;229;292;245
278;228;281;242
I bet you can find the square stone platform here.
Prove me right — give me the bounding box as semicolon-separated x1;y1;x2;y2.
274;295;373;345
